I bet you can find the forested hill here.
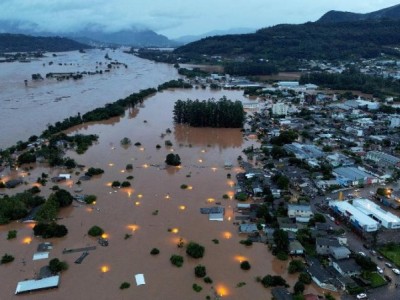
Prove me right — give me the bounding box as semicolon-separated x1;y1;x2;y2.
0;33;90;53
318;4;400;23
173;19;400;61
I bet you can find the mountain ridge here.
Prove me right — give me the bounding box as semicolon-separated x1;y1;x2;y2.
0;33;90;53
0;20;178;48
318;3;400;23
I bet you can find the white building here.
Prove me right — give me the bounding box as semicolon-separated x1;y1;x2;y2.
287;204;314;221
352;199;400;229
366;151;400;167
329;201;379;232
272;103;289;116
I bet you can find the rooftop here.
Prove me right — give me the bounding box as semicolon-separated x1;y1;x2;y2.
15;275;60;294
353;198;400;225
329;200;379;228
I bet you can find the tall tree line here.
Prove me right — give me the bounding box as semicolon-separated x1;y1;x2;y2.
173;97;245;128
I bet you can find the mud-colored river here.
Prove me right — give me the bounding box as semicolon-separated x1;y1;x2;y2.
0;85;334;299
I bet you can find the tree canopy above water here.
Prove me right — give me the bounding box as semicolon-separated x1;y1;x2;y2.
173;97;245;128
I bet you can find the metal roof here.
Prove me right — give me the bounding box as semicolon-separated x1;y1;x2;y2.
353;199;400;226
329;201;379;229
15;275;60;294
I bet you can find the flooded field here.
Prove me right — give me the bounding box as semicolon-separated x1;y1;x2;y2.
0;87;330;299
0;49;178;148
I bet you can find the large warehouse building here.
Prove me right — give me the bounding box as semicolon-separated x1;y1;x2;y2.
329;201;379;232
352;199;400;229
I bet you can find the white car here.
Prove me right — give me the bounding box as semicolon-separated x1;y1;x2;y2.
356;293;367;299
392;268;400;275
358;251;366;257
377;266;383;274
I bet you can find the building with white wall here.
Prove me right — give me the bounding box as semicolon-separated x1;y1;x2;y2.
352;199;400;229
329;201;379;232
272;103;289;116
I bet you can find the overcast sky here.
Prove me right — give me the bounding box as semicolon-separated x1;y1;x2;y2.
0;0;399;38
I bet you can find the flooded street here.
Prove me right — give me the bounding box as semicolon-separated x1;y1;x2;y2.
0;86;329;299
0;49;178;148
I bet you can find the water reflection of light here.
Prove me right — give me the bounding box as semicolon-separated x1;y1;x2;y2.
101;265;110;273
179;205;186;210
171;228;179;234
187;186;193;190
228;216;231;221
26;223;35;229
139;147;145;151
227;181;235;187
223;232;232;239
120;170;125;173
127;225;139;232
207;198;215;203
135;201;140;206
211;167;217;172
234;255;248;263
142;164;149;168
216;284;229;297
201;149;206;153
23;237;32;244
165;194;170;199
198;159;203;163
106;182;112;187
108;163;114;167
227;191;234;199
101;233;109;239
138;194;143;198
170;148;174;152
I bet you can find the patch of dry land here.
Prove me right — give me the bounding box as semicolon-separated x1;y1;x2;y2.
0;88;330;299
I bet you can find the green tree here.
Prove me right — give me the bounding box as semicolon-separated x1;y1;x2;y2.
299;272;312;284
194;265;207;278
170;255;184;267
294;281;305;294
288;260;305;274
165;153;181;166
88;225;104;237
1;253;14;264
186;242;205;258
49;258;68;273
240;261;251;270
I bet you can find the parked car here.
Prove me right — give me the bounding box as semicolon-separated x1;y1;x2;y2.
356;293;367;299
385;262;393;268
358;251;366;257
363;244;370;249
377;266;383;274
370;250;377;256
377;256;384;260
392;268;400;275
384;275;392;282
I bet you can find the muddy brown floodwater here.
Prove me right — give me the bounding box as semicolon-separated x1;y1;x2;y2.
0;88;335;300
0;48;178;148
